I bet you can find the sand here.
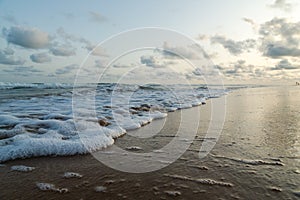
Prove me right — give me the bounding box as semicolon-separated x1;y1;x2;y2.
0;86;300;200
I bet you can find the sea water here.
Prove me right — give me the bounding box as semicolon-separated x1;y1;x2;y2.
0;82;228;162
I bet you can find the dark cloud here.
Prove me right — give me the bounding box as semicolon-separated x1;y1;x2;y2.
89;11;107;23
0;49;25;65
50;44;76;57
210;35;256;56
3;26;50;49
55;64;78;75
140;56;159;67
192;68;203;76
271;59;299;70
259;18;300;58
268;0;293;12
215;60;269;79
263;44;300;58
159;42;200;59
30;53;51;63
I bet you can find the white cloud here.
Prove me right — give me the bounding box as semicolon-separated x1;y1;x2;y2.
268;0;293;12
3;26;50;49
259;18;300;58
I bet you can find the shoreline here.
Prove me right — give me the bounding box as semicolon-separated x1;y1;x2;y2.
1;86;300;199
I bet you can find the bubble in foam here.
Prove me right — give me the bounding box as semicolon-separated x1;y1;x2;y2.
63;172;83;178
11;165;35;172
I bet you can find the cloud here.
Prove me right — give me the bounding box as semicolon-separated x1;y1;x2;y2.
113;63;134;68
1;14;18;24
30;52;51;63
62;12;75;20
160;42;200;59
0;49;25;65
140;56;159;67
3;47;14;55
50;44;76;56
89;11;107;23
192;68;203;76
268;0;293;12
214;60;270;79
197;34;208;40
85;43;108;57
56;27;107;57
242;17;256;26
259;18;300;58
210;35;256;55
271;59;299;70
2;66;43;76
3;26;50;49
55;64;78;75
242;17;258;31
263;44;300;58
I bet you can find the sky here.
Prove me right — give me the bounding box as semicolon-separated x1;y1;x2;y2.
1;0;300;84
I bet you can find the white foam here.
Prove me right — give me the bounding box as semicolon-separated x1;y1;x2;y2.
63;172;83;178
0;83;227;162
36;182;69;193
36;183;56;191
164;174;233;187
214;156;284;166
125;146;143;151
11;165;35;172
0;82;75;90
164;190;181;196
95;186;107;192
0;121;125;162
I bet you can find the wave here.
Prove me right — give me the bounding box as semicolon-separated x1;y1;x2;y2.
0;82;77;90
0;82;229;163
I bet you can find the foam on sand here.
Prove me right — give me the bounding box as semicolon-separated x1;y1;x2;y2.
94;186;107;192
0;83;228;162
36;182;69;193
214;155;284;166
164;190;181;196
164;174;234;187
125;146;143;151
11;165;35;172
63;172;83;178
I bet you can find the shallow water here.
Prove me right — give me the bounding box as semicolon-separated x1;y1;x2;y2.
0;86;299;199
0;82;228;162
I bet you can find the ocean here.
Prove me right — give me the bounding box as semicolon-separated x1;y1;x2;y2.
0;82;230;162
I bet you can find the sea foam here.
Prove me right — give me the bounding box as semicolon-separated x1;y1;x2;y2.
0;83;227;162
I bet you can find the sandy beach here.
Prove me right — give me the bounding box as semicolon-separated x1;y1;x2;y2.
1;86;300;200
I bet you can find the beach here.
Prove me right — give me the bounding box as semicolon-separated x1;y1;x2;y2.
0;86;300;200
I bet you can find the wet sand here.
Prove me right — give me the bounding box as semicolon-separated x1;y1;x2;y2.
0;86;300;199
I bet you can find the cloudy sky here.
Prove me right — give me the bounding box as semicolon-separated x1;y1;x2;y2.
1;0;300;84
